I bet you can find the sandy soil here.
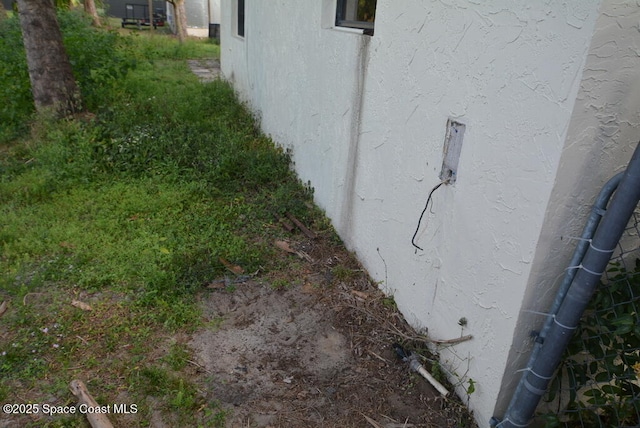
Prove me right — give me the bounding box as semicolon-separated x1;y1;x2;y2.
188;238;477;428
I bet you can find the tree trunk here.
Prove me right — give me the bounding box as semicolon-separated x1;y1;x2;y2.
147;0;153;32
17;0;81;116
0;1;6;22
83;0;100;27
173;0;187;43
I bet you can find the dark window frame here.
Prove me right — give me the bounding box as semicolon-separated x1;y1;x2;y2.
335;0;376;35
237;0;245;37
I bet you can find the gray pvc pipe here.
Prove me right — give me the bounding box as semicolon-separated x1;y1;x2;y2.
493;172;623;427
496;142;640;427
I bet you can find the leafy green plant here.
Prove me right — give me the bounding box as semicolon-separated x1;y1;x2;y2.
466;378;476;395
170;379;196;410
126;31;219;60
382;296;398;310
0;17;327;427
543;260;640;427
0;10;135;143
0;16;31;141
58;9;137;110
163;342;191;371
430;360;444;383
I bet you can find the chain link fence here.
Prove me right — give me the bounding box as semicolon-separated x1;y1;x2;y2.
539;207;640;427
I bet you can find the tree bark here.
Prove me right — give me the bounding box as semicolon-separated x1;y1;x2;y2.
147;0;153;32
170;0;187;43
16;0;81;116
0;1;6;22
83;0;100;27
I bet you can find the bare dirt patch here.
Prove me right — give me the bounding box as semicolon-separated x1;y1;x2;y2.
189;236;477;428
0;232;476;428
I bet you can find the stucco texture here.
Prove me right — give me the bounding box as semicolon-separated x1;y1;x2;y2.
220;0;640;425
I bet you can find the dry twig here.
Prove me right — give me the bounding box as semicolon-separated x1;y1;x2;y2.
362;413;383;428
69;380;114;428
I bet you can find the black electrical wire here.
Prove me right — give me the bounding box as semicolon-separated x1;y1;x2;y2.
411;181;446;251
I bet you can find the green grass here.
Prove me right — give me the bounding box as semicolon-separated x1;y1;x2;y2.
0;18;324;427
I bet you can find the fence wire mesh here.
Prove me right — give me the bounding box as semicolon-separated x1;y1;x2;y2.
540;207;640;427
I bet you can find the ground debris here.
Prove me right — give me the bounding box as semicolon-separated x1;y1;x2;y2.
69;380;114;428
274;240;296;254
286;212;317;239
219;257;244;275
191;236;477;427
71;300;92;311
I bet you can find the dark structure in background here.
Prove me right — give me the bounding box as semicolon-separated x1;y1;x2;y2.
103;0;165;19
1;0;166;19
107;0;209;29
120;3;165;29
2;0;219;39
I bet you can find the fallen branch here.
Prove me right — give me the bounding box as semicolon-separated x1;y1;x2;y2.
431;334;473;345
0;301;7;318
362;413;383;428
296;249;314;263
187;359;212;374
345;303;430;343
22;292;44;306
219;257;244;275
278;216;295;232
69;380;114;428
286;213;317;239
367;349;390;364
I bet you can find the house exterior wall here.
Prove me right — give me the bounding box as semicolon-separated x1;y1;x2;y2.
495;0;640;419
220;0;640;424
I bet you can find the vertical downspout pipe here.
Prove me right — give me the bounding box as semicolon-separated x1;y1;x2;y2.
493;172;623;426
498;142;640;428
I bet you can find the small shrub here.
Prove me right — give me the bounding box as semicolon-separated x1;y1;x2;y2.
0;10;135;143
544;260;640;427
58;9;136;110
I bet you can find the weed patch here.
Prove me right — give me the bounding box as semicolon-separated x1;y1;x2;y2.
0;20;316;427
0;15;474;428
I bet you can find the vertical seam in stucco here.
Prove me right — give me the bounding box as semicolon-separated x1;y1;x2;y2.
340;36;371;237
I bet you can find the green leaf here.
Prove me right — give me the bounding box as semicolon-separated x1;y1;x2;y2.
600;384;621;395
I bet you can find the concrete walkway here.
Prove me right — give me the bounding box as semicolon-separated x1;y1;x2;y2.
187;59;221;82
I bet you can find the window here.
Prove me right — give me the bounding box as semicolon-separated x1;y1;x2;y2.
237;0;245;37
335;0;377;35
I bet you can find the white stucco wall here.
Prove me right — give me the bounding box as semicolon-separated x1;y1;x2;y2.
495;0;640;419
221;1;370;223
209;0;221;24
220;0;640;425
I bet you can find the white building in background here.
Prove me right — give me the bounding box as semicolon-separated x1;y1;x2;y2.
219;0;640;425
166;0;221;37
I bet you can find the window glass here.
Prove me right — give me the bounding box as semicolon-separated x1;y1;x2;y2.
336;0;376;34
355;0;376;23
237;0;245;37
